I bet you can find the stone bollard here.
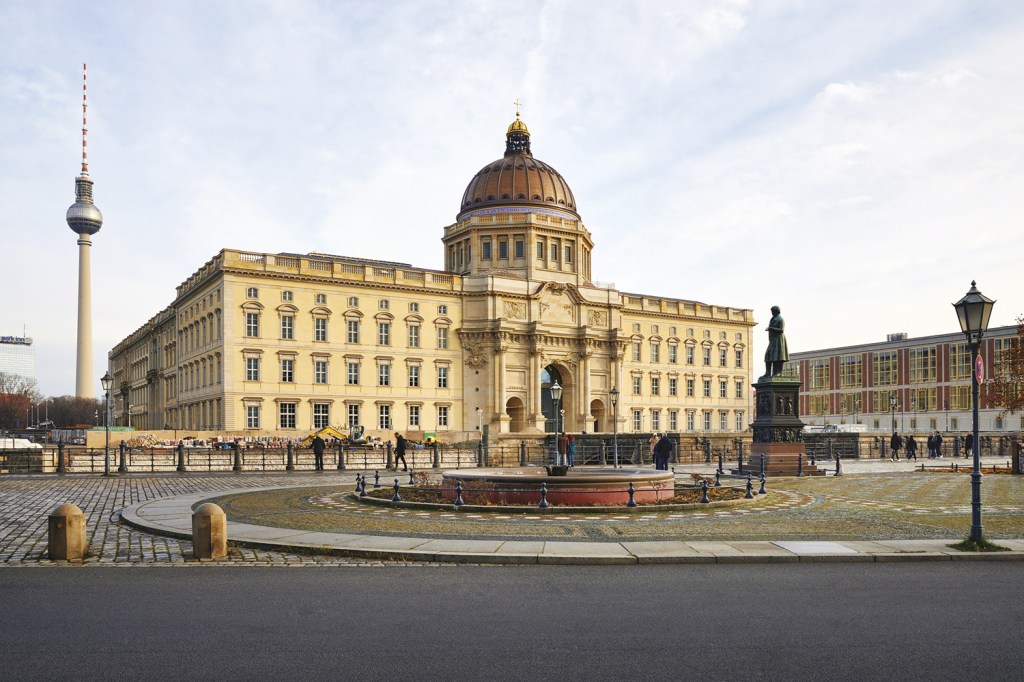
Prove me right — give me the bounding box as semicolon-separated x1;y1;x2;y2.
57;442;66;474
432;442;440;469
48;503;87;561
286;441;295;471
192;503;227;560
519;440;527;467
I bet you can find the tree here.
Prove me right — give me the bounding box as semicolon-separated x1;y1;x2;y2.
0;372;41;429
991;316;1024;416
46;395;104;428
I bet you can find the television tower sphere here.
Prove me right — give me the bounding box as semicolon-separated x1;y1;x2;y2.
66;175;103;235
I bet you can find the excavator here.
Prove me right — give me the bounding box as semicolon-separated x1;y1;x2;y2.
299;425;368;448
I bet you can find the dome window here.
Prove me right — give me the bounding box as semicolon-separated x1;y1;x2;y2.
546;196;554;202
487;195;495;201
501;194;510;199
517;194;526;199
532;195;541;200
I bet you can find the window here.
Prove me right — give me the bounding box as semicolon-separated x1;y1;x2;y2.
409;365;420;387
703;347;711;366
840;355;862;388
245;312;259;337
632;410;642;431
669;345;678;364
632;342;642;362
408;324;420;348
633;323;641;333
279;403;296;429
950;343;971;380
314;360;328;384
245;358;260;382
314;318;327;342
438;406;449;427
378;322;390;345
378;364;391;386
704;330;711;339
281;315;294;340
437;366;449;388
950;385;970;410
281;290;293;302
409;302;419;313
735;412;745;431
669;411;678;431
347;362;360;385
499;241;508;259
564;245;572;263
437;327;449;349
347;404;360;428
651;342;660;363
735;349;743;368
703;379;711;398
632;376;642;395
409;405;420;427
515;240;524;258
313;404;329;429
281;359;294;383
686;379;695;397
809;360;829;390
686;347;695;365
651;410;660;431
809;394;829;416
651;377;660;396
536;241;544;258
316;294;327;305
378;405;391;430
703;412;712;430
719;349;728;367
482;241;492;260
873;351;898;385
669;378;678;396
909;347;937;383
687;411;695;431
551;243;558;260
950;417;959;431
347;296;359;308
246;406;260;429
437;304;448;315
720;412;728;431
347;320;360;343
379;299;390;310
246;287;258;299
719;380;727;398
735;380;743;399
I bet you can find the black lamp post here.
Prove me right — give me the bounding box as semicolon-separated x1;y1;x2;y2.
100;371;113;476
610;387;619;468
889;393;898;437
550;380;562;465
953;280;995;543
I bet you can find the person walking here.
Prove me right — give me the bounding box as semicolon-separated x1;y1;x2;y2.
312;434;326;471
567;434;576;467
394;432;408;471
905;435;918;461
890;432;903;461
934;431;943;458
557;432;569;466
653;433;673;470
964;432;974;458
649;433;659;467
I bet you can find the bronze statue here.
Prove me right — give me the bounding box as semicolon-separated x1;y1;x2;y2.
764;305;789;377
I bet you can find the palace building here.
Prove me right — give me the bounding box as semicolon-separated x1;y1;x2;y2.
108;115;756;440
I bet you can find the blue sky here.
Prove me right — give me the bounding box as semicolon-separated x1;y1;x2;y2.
2;0;1022;397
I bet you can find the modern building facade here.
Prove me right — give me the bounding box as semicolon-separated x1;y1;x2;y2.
789;326;1021;434
109;116;756;440
0;335;35;383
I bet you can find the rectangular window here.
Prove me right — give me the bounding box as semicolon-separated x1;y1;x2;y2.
565;245;572;263
651;410;660;431
246;406;260;429
347;296;359;308
735;349;743;368
246;287;258;299
551;243;558;260
719;349;728;367
438;406;449;427
279;403;296;429
809;394;830;416
316;294;327;305
313;404;329;429
872;351;898;385
408;324;420;348
687;412;695;431
686;379;694;397
809;359;829;390
735;380;743;399
669;378;678;396
409;302;419;313
536;241;544;258
347;404;360;428
632;410;642;431
703;347;711;366
719;380;727;398
314;318;328;342
245;313;259;337
950;417;959;431
379;299;390;310
651;377;660;396
703;379;711;398
909;346;937;383
409;365;420;387
437;327;449;349
909;387;937;412
378;364;391;386
281;315;294;340
633;342;642;362
437;366;449;388
347;320;359;344
347;362;359;385
515;240;524;258
482;241;492;260
703;412;712;430
950;384;970;410
632;376;642;395
499;241;508;259
378;405;391;430
409;405;420;427
281;359;294;383
669;410;678;431
651;343;660;363
437;305;448;315
314;360;328;384
839;354;862;388
378;322;390;345
735;412;745;431
686;347;695;365
246;358;260;382
950;343;971;380
720;412;728;431
669;345;678;364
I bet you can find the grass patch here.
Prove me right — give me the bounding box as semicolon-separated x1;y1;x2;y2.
948;536;1011;552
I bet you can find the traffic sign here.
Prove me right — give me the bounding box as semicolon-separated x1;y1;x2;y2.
975;355;985;385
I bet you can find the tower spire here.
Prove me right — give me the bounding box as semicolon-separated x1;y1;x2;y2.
81;63;89;175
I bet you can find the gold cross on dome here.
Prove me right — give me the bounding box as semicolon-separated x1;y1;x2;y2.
513;98;522;117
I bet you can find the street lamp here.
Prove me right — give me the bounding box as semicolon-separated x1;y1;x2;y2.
953;280;995;543
889;393;898;437
100;371;113;476
610;387;619;468
550;380;562;465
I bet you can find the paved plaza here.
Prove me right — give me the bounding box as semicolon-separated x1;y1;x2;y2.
2;458;1022;566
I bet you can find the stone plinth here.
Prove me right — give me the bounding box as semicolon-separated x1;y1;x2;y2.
734;375;825;476
192;502;227;559
48;503;87;561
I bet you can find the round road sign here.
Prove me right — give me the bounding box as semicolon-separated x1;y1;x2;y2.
975;355;985;385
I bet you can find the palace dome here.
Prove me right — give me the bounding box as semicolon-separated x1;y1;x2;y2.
458;114;578;219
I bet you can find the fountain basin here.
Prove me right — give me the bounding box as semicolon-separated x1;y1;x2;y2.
441;467;676;506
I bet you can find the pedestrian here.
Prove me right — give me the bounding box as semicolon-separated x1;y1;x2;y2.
926;433;934;458
567;434;576;467
905;435;917;461
964;432;974;458
934;431;943;458
557;431;569;466
312;434;326;471
890;432;903;461
394;432;408;471
653;433;673;470
649;433;659;466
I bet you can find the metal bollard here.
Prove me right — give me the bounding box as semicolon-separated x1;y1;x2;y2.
714;470;721;487
177;441;186;473
392;479;401;502
627;481;637;507
738;446;744;475
717;453;724;475
432;442;440;468
337;443;346;470
409;470;415;485
359;476;367;497
48;503;86;561
477;440;484;467
232;442;242;472
539;482;549;509
758;472;767;495
519;440;527;467
760;453;766;478
700;480;709;504
797;452;804;477
835;454;843;476
192;503;227;560
118;441;128;474
810;451;817;467
286;441;295;471
745;473;754;499
374;470;380;488
454;480;464;506
354;474;362;492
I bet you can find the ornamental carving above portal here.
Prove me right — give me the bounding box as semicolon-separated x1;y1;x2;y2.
504;301;526;320
548;283;568;296
462;341;489;369
588;310;608;327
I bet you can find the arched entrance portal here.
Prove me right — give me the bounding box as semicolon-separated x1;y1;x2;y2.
505;396;526;433
541;364;572;433
590;399;605;433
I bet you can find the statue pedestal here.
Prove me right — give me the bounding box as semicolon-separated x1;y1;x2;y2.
735;375;825;477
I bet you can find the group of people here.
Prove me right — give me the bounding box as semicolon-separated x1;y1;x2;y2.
556;432;576;466
888;433;919;461
557;431;675;469
308;432;409;471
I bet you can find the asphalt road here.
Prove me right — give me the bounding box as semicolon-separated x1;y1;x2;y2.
2;563;1021;681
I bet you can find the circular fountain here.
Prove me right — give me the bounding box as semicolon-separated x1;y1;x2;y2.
441;467;676;506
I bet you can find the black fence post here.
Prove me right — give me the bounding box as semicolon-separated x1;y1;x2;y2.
476;440;484;467
57;442;66;474
386;441;394;469
337;442;346;470
519;440;526;467
176;441;186;472
232;441;242;472
118;441;128;474
432;442;440;468
286;441;295;471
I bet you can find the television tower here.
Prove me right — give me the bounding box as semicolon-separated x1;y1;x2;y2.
66;64;103;399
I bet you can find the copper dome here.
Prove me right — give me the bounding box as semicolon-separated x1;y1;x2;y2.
458;116;578;219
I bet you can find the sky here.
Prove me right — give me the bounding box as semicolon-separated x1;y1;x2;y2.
2;0;1022;398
